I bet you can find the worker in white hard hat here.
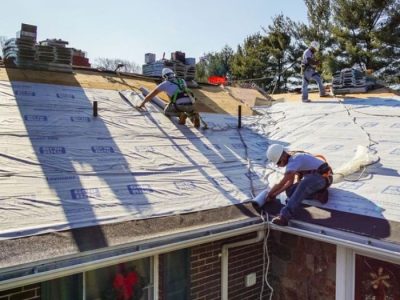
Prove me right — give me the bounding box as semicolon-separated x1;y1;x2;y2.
138;68;200;128
264;144;333;226
300;41;328;103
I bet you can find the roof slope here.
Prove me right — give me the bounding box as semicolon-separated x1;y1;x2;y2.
259;96;400;242
0;79;264;240
0;67;400;271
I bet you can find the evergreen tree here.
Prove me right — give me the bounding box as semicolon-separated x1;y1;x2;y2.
332;0;400;72
194;45;234;82
195;56;209;82
230;33;270;85
263;14;293;92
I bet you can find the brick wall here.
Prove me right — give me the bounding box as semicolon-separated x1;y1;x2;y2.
191;232;269;300
0;284;40;300
190;240;222;300
188;230;336;300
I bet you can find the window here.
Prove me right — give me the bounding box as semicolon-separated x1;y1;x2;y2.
85;257;152;300
2;257;153;299
41;274;83;300
355;254;400;300
164;249;190;300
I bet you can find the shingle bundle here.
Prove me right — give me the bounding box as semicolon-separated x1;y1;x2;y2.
72;49;91;67
142;61;165;77
142;52;197;80
2;24;73;72
332;68;368;94
2;24;37;67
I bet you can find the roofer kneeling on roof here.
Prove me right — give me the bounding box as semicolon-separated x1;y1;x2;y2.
265;144;333;226
138;68;201;128
301;41;328;103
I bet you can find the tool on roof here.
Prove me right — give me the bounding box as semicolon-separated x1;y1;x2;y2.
114;63;124;72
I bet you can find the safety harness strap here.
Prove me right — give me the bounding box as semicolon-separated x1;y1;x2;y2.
169;78;194;104
298;155;333;188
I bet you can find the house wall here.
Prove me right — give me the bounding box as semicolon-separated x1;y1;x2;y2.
190;232;265;300
0;231;337;300
269;231;336;300
158;230;337;300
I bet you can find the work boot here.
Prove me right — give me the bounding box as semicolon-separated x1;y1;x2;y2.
271;215;289;226
302;99;311;103
313;189;329;204
178;113;187;125
191;114;200;128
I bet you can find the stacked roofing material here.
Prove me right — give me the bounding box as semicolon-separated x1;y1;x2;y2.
2;24;37;68
332;68;368;94
144;53;156;64
142;51;196;80
185;57;196;81
39;39;71;64
142;61;165;77
168;60;186;78
2;24;73;72
171;51;185;63
72;49;91;67
185;65;196;81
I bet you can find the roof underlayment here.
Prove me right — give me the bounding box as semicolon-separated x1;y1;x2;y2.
0;77;400;270
0;80;259;240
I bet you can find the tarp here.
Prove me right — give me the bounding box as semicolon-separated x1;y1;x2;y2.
0;81;263;239
253;98;400;222
0;80;399;240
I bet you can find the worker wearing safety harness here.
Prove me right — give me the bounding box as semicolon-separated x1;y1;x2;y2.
265;144;333;226
138;68;200;128
301;41;328;102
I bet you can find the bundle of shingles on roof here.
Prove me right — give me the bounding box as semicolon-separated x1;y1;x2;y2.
332;68;368;94
2;23;73;73
142;51;196;80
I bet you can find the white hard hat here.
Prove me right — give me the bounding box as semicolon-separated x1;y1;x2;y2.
310;41;320;51
162;68;175;79
266;144;284;164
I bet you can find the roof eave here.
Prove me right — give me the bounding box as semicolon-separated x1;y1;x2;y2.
1;215;400;291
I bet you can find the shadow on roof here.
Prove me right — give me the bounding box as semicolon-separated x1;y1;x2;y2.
264;188;391;239
4;67;153;251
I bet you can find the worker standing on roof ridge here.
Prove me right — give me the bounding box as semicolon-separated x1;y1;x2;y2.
138;68;200;128
264;144;333;226
301;41;329;103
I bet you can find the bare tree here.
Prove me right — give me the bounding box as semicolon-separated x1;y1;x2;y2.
94;58;141;73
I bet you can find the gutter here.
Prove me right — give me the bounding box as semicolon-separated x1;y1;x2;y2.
0;218;262;291
1;215;400;291
280;220;400;262
221;230;265;300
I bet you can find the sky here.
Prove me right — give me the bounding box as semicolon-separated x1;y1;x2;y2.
1;0;308;67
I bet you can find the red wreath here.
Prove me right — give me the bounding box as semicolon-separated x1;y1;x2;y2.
113;265;139;300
